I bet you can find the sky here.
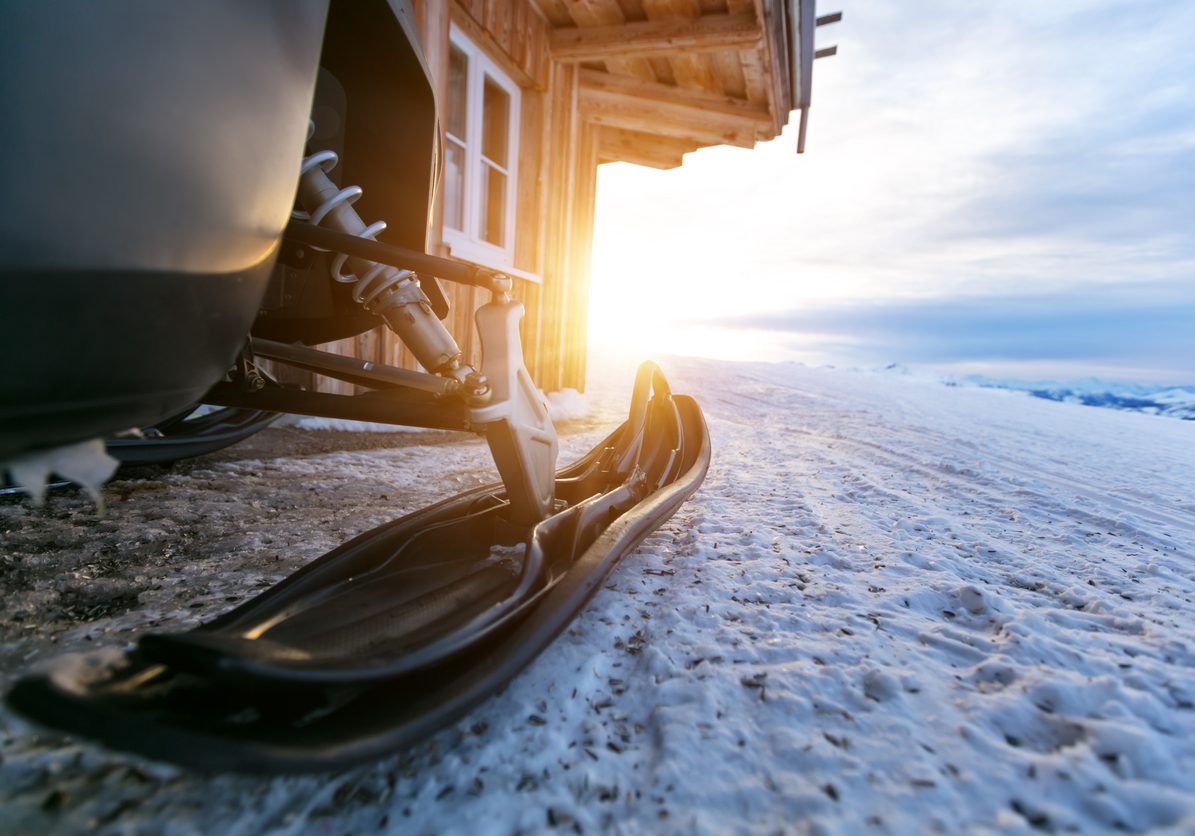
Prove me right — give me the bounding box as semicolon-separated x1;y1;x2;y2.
586;0;1195;384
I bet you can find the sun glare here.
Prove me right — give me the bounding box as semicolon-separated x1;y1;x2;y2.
584;114;891;368
586;145;858;366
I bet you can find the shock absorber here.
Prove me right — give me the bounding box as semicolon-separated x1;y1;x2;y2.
295;145;556;523
296;149;478;388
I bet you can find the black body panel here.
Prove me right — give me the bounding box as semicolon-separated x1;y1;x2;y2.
0;258;275;459
0;1;329;458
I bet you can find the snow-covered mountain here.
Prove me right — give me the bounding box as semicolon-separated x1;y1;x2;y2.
875;364;1195;421
961;376;1195;421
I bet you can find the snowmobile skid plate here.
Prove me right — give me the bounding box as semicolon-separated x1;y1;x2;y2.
7;363;710;773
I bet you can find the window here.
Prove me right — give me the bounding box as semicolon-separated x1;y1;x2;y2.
443;26;520;269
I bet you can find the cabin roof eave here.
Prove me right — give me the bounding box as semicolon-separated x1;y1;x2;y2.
529;0;838;163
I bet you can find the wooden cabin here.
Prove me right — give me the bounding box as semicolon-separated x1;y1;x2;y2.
314;0;836;394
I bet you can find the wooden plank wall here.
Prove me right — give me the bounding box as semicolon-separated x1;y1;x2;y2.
306;0;595;396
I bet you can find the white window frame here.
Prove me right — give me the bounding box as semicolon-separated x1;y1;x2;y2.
442;25;521;271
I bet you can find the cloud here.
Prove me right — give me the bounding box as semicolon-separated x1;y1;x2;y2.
707;283;1195;380
590;0;1195;381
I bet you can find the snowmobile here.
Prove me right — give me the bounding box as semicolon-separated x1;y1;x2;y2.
1;1;709;771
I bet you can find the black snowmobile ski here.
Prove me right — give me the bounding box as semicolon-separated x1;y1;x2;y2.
107;405;278;467
7;363;709;773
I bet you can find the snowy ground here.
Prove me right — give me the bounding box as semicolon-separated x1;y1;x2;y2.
2;355;1195;834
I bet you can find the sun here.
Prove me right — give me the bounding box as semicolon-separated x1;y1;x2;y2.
586;158;820;366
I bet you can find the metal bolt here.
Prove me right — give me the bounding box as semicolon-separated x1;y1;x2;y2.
463;371;491;406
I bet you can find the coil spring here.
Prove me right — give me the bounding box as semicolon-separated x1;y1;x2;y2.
295;149;417;310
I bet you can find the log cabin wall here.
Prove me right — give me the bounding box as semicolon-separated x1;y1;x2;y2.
298;0;812;397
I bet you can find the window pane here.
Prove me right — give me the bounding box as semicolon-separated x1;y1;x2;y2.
444;139;465;231
482;76;509;165
480;163;506;246
447;45;468;140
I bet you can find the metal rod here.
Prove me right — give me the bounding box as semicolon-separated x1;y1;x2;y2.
251;338;457;396
284;220;503;291
203;382;471;432
797;106;810;154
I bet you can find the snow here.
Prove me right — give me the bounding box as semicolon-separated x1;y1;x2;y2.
3;355;1195;833
2;439;118;510
278;414;441;432
547;388;590;423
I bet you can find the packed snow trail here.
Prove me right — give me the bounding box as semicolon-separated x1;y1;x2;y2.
2;356;1194;833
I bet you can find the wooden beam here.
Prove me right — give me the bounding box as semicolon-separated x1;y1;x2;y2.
816;11;843;26
564;1;657;83
578;68;771;148
550;12;761;63
596;126;697;169
753;0;792;137
642;0;723;95
814;45;838;59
